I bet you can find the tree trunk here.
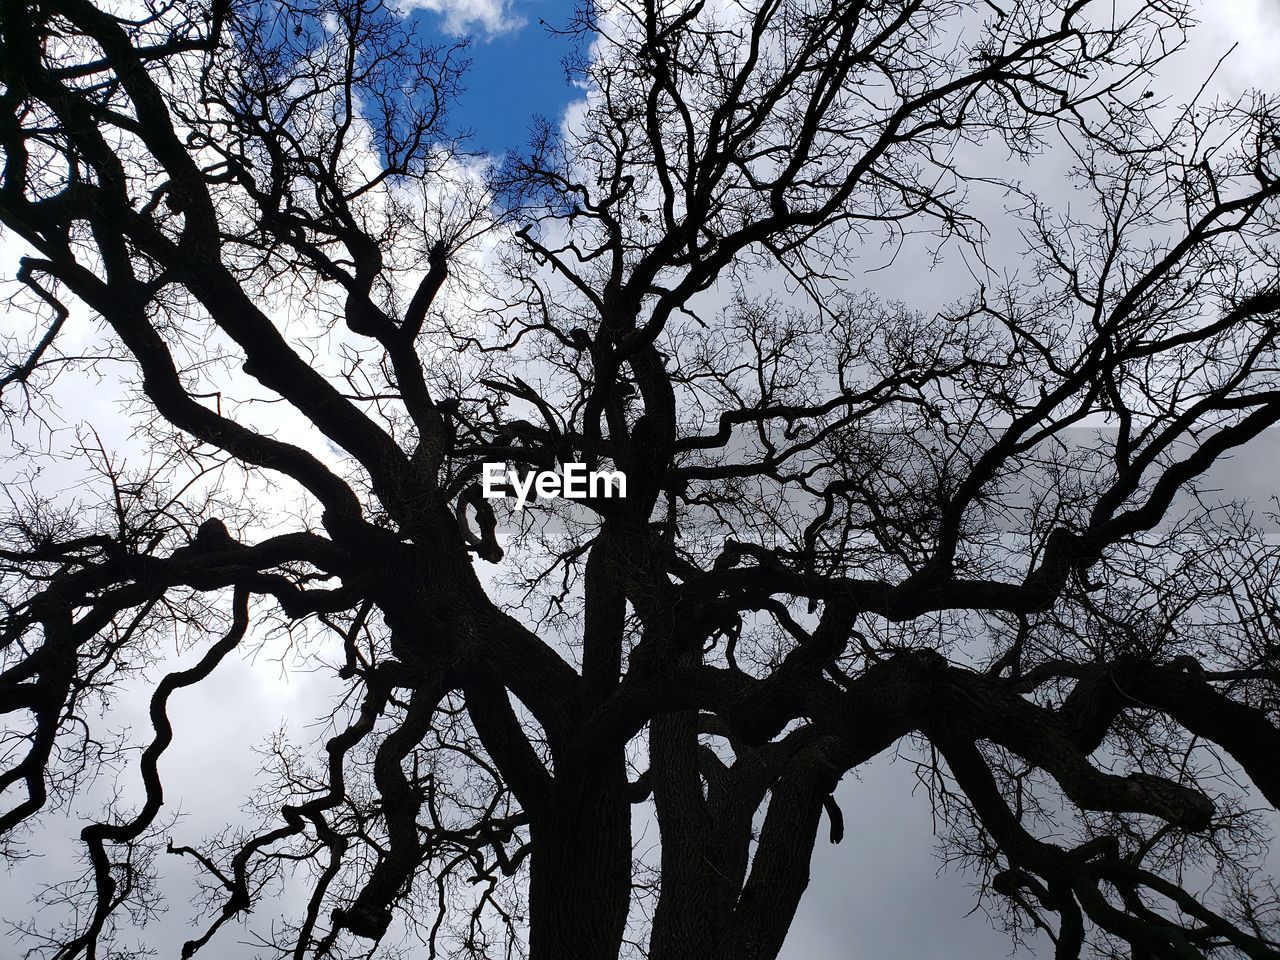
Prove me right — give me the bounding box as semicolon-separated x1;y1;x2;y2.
527;755;632;960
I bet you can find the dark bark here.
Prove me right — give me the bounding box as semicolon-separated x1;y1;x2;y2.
527;760;633;960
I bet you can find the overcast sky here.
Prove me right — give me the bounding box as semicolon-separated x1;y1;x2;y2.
2;0;1280;957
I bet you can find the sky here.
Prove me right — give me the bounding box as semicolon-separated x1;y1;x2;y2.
3;0;1280;958
406;0;583;155
410;0;1280;157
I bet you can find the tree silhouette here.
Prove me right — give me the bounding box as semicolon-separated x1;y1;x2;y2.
2;0;1280;957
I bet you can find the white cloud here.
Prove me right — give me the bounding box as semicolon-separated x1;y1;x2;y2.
402;0;526;37
1197;0;1280;92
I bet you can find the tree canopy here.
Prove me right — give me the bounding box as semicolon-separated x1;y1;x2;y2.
2;0;1280;957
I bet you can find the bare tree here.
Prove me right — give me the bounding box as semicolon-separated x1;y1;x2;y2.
2;0;1279;957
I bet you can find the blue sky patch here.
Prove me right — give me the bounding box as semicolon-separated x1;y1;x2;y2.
412;0;582;156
